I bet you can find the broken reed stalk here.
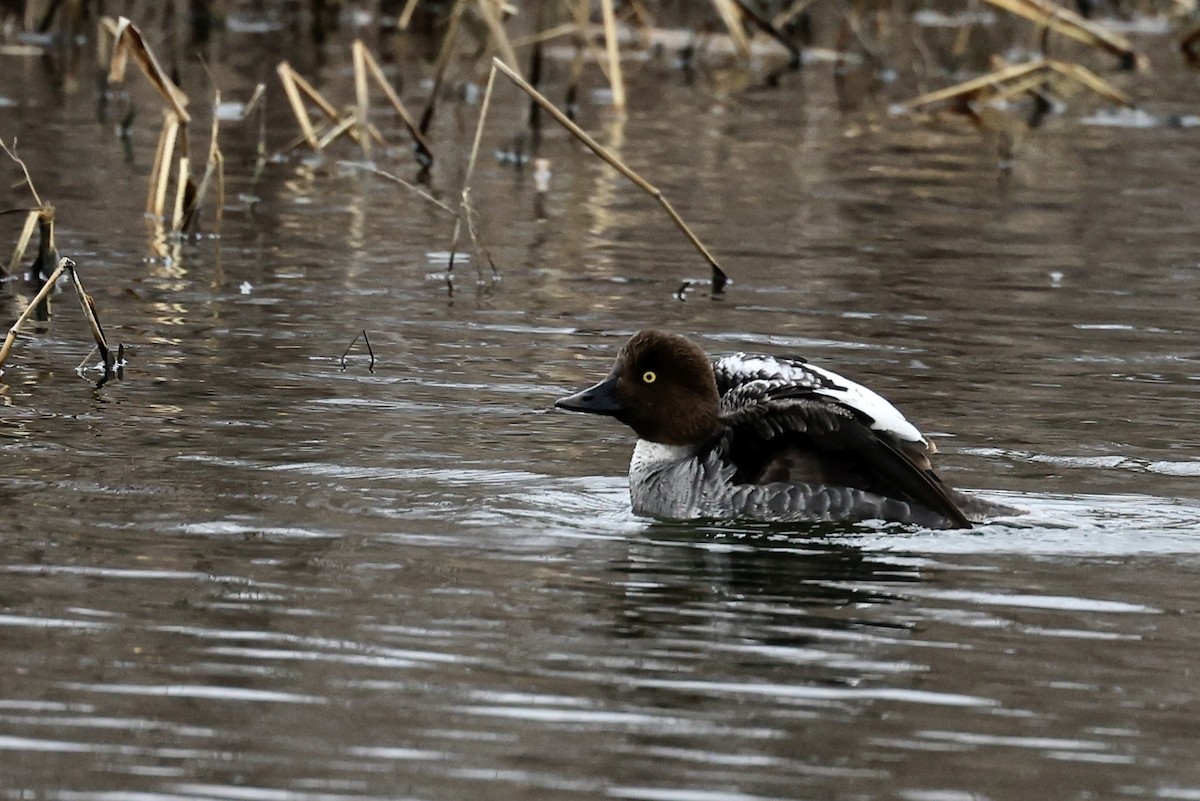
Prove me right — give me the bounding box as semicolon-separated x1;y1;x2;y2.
277;62;321;150
981;0;1139;67
171;156;190;231
475;0;521;72
418;0;465;135
353;40;434;165
711;0;752;60
107;17;191;123
903;57;1132;112
66;261;112;367
0;138;44;208
183;87;226;233
448;62;501;281
0;257;69;369
398;0;422;30
148;110;181;218
5;209;39;276
489;58;730;293
599;0;627;111
278;59;387;155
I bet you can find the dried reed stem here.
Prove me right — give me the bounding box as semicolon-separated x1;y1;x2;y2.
476;0;521;71
66;261;111;366
185;88;224;233
355;40;434;164
904;58;1131;111
419;0;465;135
982;0;1139;66
398;0;422;30
107;17;191;123
352;40;372;160
6;209;39;275
0;138;44;207
171;156;190;231
711;0;751;59
0;257;70;369
599;0;626;110
277;63;320;150
904;60;1046;109
489;58;729;291
448;61;500;278
150;111;181;219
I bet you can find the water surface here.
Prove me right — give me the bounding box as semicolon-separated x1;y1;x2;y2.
2;10;1200;801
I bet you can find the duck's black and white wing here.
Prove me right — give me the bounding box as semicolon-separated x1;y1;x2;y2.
712;354;971;528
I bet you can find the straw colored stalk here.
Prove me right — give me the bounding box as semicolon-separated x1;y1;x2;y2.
5;209;39;276
147;110;181;218
353;40;372;160
352;40;434;165
398;0;422;30
0;257;70;369
711;0;752;60
277;62;381;152
448;63;501;282
981;0;1140;67
66;261;112;367
107;17;191;123
170;156;192;231
904;58;1131;111
183;88;226;234
418;0;465;135
475;0;521;72
489;58;729;292
599;0;627;111
773;0;819;30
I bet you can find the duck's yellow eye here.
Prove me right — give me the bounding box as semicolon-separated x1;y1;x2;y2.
642;370;657;384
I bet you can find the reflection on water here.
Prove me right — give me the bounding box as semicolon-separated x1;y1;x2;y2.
3;8;1200;801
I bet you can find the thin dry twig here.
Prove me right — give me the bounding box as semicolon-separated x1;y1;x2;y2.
476;0;521;72
339;161;458;217
448;62;501;282
0;139;44;208
711;0;752;59
489;58;729;292
419;0;466;135
5;209;39;275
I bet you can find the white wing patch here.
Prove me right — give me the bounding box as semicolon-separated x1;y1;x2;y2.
715;353;928;446
803;363;926;445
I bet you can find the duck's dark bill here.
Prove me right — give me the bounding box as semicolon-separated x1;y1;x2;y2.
555;375;623;416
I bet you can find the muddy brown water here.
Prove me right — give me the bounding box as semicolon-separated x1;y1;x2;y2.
2;11;1200;801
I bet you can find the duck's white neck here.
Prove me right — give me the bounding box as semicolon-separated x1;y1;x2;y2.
630;439;695;476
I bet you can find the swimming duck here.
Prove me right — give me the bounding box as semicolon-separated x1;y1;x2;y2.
555;330;1012;529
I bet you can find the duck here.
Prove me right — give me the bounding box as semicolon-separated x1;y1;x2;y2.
555;329;1015;529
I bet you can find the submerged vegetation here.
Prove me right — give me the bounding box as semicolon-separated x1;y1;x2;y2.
0;0;1196;390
